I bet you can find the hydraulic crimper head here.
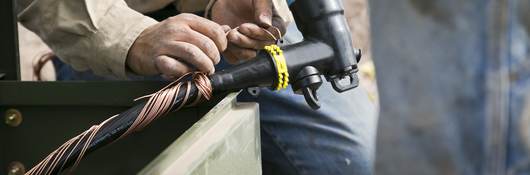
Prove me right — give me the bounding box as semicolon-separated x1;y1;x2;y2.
291;0;361;95
210;0;361;110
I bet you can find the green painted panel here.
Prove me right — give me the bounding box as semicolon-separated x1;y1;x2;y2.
140;93;261;175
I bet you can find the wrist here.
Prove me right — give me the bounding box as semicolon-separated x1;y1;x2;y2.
125;52;143;75
126;41;156;76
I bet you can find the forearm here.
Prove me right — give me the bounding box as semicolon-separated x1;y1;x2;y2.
126;0;174;14
18;0;157;79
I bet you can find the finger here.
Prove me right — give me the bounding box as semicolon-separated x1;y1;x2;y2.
253;0;273;27
183;14;228;51
238;23;277;41
154;55;192;77
222;25;231;33
176;29;221;64
226;44;257;63
164;41;215;74
271;16;287;37
222;51;239;64
227;29;274;50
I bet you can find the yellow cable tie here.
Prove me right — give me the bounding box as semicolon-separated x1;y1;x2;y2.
264;44;289;90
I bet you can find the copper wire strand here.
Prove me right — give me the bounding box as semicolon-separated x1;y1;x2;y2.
51;131;89;175
58;115;117;174
32;105;127;175
43;133;80;175
33;52;55;81
32;132;79;175
45;137;77;175
26;72;213;175
178;82;192;110
139;89;170;130
191;73;213;106
70;126;98;172
226;26;283;43
70;114;113;173
167;83;182;113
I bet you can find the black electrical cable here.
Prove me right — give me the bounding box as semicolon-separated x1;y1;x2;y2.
27;54;278;174
26;74;204;175
26;39;340;175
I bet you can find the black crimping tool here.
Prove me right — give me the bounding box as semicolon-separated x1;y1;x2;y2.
210;0;362;109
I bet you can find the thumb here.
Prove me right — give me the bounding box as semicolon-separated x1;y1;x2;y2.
253;0;273;27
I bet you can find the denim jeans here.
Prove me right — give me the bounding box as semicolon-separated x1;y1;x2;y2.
370;0;530;174
53;23;378;175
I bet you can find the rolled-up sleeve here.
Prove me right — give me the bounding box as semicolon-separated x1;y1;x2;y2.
18;0;158;79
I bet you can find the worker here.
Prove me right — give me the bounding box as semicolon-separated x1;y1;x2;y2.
17;0;377;174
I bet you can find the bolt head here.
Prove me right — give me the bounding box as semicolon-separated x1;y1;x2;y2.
7;161;25;175
4;109;22;127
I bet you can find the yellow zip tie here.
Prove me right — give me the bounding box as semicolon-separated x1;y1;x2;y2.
264;45;289;90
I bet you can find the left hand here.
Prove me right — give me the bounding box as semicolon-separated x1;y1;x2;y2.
211;0;288;63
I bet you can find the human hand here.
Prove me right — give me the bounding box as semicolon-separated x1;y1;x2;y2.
127;13;228;78
211;0;288;63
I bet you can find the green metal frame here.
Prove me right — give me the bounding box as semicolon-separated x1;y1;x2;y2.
0;81;166;106
0;0;19;80
140;93;261;175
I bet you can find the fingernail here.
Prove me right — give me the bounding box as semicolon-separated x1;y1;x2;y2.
222;25;231;32
217;56;222;63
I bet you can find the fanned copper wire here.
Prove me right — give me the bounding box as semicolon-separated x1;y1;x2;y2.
226;26;283;43
26;72;213;175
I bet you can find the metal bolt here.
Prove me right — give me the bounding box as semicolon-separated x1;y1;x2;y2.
7;161;25;175
247;87;260;97
5;109;22;127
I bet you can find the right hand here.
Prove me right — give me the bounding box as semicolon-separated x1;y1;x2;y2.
211;0;287;64
126;13;228;79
